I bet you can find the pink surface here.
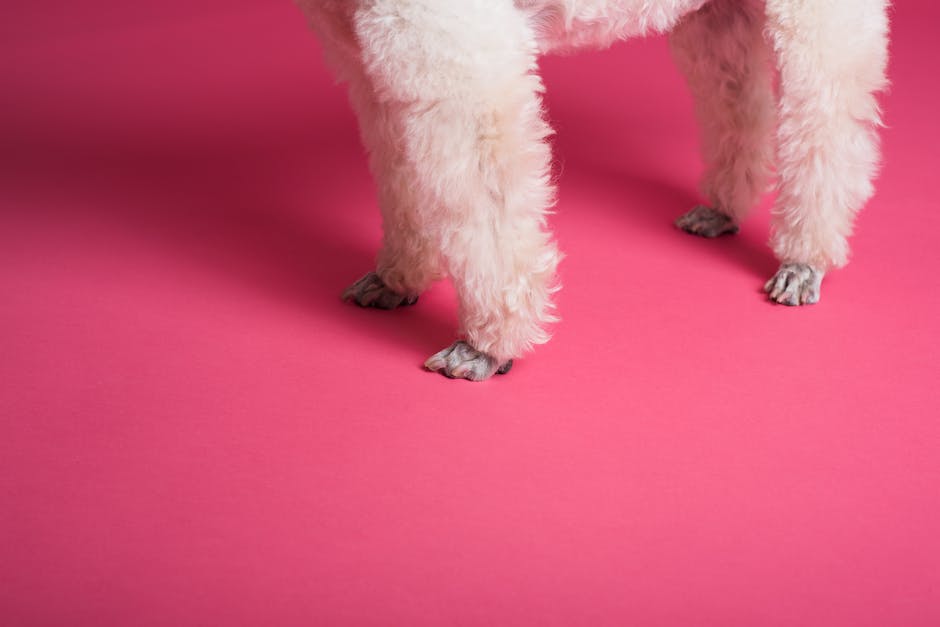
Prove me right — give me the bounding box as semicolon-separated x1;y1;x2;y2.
2;2;939;626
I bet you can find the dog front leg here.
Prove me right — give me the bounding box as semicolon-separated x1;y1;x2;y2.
764;0;890;305
355;0;561;381
298;1;439;309
341;87;443;310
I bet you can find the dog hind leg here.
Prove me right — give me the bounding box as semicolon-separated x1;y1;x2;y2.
670;0;776;238
763;0;890;305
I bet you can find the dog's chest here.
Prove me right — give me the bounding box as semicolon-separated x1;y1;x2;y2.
518;0;711;51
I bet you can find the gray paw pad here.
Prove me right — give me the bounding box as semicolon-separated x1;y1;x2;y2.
675;205;739;238
424;341;513;382
342;272;418;310
764;263;823;306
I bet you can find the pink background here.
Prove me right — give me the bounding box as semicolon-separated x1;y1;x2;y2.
2;2;938;625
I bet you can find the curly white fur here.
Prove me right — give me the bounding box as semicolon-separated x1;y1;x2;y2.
764;0;889;270
298;0;890;379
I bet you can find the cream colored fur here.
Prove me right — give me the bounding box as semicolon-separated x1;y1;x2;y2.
298;0;891;380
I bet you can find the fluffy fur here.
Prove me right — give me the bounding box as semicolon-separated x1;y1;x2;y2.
298;0;891;380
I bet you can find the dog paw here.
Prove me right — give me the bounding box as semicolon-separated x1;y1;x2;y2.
675;205;739;238
342;272;418;309
764;263;824;306
423;341;513;382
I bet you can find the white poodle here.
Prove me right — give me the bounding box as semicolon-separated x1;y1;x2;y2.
298;0;890;380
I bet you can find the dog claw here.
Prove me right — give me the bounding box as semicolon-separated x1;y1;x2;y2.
342;272;418;309
424;341;512;381
764;263;823;306
676;205;739;238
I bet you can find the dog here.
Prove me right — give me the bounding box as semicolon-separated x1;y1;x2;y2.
298;0;890;380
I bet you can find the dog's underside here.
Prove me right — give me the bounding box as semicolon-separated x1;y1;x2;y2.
299;0;890;380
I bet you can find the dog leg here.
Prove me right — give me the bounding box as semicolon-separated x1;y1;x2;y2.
763;0;890;305
299;1;441;309
670;0;776;238
354;1;561;380
340;85;442;309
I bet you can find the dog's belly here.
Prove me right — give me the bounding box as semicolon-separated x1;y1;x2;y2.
517;0;712;53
